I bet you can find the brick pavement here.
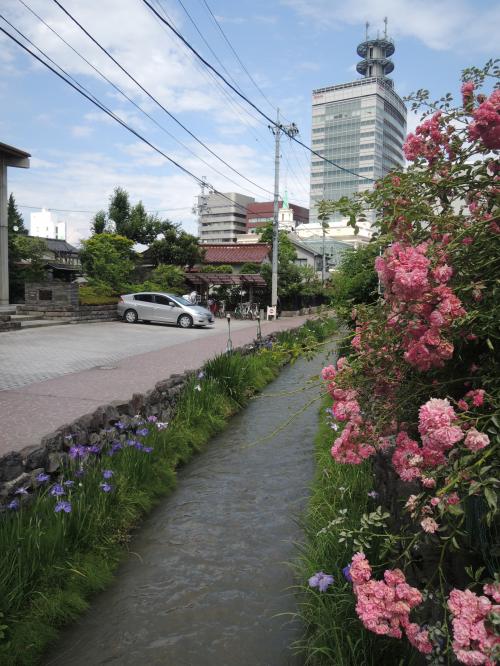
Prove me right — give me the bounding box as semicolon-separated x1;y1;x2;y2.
0;316;313;455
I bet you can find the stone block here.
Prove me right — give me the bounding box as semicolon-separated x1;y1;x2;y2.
40;431;63;453
47;452;68;473
0;452;24;482
21;445;49;470
0;472;32;499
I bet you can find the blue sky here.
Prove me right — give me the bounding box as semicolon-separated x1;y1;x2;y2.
1;0;498;244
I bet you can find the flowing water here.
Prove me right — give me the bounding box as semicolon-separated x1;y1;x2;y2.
45;346;335;666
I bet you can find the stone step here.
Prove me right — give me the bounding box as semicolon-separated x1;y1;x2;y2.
20;319;70;329
10;314;44;322
0;320;22;332
0;306;17;316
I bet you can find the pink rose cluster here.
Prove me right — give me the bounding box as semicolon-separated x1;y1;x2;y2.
392;397;490;482
321;360;376;464
448;584;500;665
403;111;454;164
350;553;433;654
375;242;465;371
469;89;500;151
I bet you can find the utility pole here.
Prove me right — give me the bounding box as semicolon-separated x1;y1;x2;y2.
192;176;208;241
269;110;299;309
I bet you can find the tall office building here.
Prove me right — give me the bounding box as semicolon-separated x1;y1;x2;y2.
198;192;255;244
302;25;407;244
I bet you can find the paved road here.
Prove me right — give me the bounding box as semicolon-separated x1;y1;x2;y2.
0;316;313;455
0;319;271;392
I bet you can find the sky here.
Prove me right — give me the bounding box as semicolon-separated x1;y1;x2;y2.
1;0;498;245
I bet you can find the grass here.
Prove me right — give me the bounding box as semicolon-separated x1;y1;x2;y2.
293;394;417;666
0;316;338;666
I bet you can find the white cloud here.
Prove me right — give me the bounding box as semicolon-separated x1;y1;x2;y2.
71;125;94;137
282;0;499;53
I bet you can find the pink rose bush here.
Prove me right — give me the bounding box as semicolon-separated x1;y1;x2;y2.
313;65;499;664
350;554;433;653
448;585;500;665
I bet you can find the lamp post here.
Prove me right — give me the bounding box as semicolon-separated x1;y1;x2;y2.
256;314;262;343
226;313;233;353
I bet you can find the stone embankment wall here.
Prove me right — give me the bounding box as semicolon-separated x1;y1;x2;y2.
17;303;118;322
0;334;280;501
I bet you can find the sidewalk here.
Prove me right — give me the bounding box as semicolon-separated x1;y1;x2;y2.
0;315;312;455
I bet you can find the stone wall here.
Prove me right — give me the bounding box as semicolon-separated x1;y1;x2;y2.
25;281;79;307
0;331;284;502
17;302;118;323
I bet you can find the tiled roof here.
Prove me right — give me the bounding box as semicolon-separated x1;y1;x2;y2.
185;273;266;286
201;243;270;264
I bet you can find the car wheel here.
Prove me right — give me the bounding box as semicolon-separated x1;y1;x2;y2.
124;309;138;323
177;314;193;329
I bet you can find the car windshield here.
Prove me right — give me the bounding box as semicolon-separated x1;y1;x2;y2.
169;295;193;306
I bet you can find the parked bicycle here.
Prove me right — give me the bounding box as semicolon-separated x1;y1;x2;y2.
234;302;260;320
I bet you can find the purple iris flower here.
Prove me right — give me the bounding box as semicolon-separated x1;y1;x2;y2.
69;445;87;459
143;447;153;454
36;472;50;483
14;486;29;495
308;571;334;592
89;444;101;455
342;565;353;583
102;470;113;479
8;498;20;510
147;415;158;423
156;422;168;431
50;484;65;497
54;500;72;513
126;439;137;447
136;428;149;437
134;442;144;451
197;371;205;380
367;490;379;500
64;480;75;487
75;467;86;478
115;421;126;430
100;482;113;493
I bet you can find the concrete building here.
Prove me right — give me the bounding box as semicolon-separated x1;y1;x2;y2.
30;209;66;240
301;25;406;244
198;192;255;244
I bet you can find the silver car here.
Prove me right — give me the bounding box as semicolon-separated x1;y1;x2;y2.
118;292;214;328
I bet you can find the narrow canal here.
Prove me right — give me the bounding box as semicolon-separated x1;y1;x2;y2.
45;345;335;666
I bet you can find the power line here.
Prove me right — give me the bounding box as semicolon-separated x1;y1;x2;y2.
152;0;273;150
200;0;277;114
50;0;274;197
0;25;257;218
17;204;192;214
14;0;267;198
141;0;374;183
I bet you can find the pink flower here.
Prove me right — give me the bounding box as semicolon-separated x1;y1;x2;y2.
469;89;500;150
458;399;469;411
321;365;336;381
461;81;475;105
421;517;439;533
462;237;474;245
419;398;456;435
448;587;500;665
464;428;490;452
392;175;401;187
465;389;485;408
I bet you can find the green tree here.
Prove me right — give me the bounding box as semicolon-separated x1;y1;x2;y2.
239;262;260;274
201;264;233;273
80;233;135;291
326;242;380;309
108;187;130;236
151;264;186;292
91;210;108;235
8;194;45;301
148;225;203;267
